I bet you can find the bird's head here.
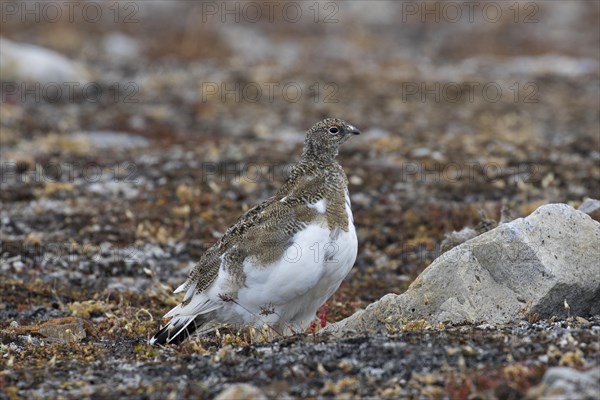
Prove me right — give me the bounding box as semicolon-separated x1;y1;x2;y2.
302;118;360;162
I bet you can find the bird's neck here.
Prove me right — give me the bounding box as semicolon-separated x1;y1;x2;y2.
301;142;338;164
290;156;345;186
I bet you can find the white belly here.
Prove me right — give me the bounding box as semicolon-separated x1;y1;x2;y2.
233;199;358;331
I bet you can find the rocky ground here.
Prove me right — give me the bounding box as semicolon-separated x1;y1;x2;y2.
1;1;599;399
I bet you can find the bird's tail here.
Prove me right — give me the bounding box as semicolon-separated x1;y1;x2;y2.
149;315;200;346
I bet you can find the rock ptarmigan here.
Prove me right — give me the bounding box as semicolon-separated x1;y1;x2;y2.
150;118;360;345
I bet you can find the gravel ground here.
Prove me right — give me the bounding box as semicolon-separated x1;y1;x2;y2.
3;301;599;399
1;1;599;399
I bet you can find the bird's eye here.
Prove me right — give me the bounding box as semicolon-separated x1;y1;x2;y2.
328;127;339;134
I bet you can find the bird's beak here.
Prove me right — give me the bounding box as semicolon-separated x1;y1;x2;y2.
347;125;361;135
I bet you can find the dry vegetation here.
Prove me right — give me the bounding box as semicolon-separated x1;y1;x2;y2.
1;1;599;398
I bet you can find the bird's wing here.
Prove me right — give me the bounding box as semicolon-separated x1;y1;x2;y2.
171;197;274;297
165;172;329;313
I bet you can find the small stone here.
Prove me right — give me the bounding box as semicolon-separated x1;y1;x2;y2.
12;260;24;271
215;384;266;400
349;175;363;185
411;148;432;158
440;227;478;253
575;316;589;324
37;317;86;343
446;347;460;356
461;345;478;356
578;198;600;222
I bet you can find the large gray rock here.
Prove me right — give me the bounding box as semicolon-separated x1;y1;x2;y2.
326;204;600;335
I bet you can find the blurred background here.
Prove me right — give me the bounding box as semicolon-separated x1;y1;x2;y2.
1;0;599;324
1;1;599;398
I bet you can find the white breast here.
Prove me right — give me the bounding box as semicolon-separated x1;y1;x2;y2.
232;195;358;331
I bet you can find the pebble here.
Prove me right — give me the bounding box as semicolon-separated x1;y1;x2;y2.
38;318;86;343
215;384;266;400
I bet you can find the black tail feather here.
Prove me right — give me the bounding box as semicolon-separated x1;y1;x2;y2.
149;317;199;346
